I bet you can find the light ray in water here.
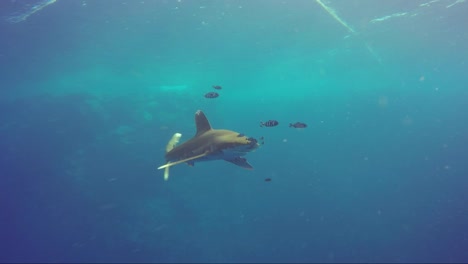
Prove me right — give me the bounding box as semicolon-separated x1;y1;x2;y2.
314;0;382;65
6;0;58;23
315;0;355;34
447;0;466;8
364;43;383;65
370;0;465;24
369;12;409;24
420;0;442;7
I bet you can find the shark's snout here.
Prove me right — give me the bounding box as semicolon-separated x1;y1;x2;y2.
225;135;260;155
245;137;260;151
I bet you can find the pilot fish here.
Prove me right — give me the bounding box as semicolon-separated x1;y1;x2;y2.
289;122;307;128
260;120;279;127
204;92;219;98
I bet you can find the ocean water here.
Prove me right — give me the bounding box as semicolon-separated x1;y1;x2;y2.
1;0;467;262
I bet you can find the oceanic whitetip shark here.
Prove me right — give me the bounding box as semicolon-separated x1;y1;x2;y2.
158;110;260;181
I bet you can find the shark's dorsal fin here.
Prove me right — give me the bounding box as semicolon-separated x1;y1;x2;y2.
195;110;212;136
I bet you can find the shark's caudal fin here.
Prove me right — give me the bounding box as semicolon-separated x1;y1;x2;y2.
195;110;212;136
165;133;182;153
164;167;170;181
162;133;182;181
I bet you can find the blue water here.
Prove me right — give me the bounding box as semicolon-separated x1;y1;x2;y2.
1;0;468;262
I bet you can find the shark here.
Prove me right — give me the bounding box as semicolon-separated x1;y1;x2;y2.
158;110;260;180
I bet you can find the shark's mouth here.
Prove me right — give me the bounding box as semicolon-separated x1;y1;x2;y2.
230;136;259;153
246;137;260;150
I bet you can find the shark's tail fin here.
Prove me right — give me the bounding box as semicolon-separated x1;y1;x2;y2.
162;133;182;181
164;167;170;181
166;133;182;153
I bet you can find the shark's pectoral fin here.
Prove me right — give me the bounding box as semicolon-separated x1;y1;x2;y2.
224;157;254;170
158;152;208;170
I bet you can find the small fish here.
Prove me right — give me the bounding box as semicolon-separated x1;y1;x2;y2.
212;85;222;90
289;122;307;128
264;178;272;182
204;92;219;98
260;120;279;127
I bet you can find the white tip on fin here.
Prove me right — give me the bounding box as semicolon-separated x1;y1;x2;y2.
166;133;182;153
164;167;170;181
